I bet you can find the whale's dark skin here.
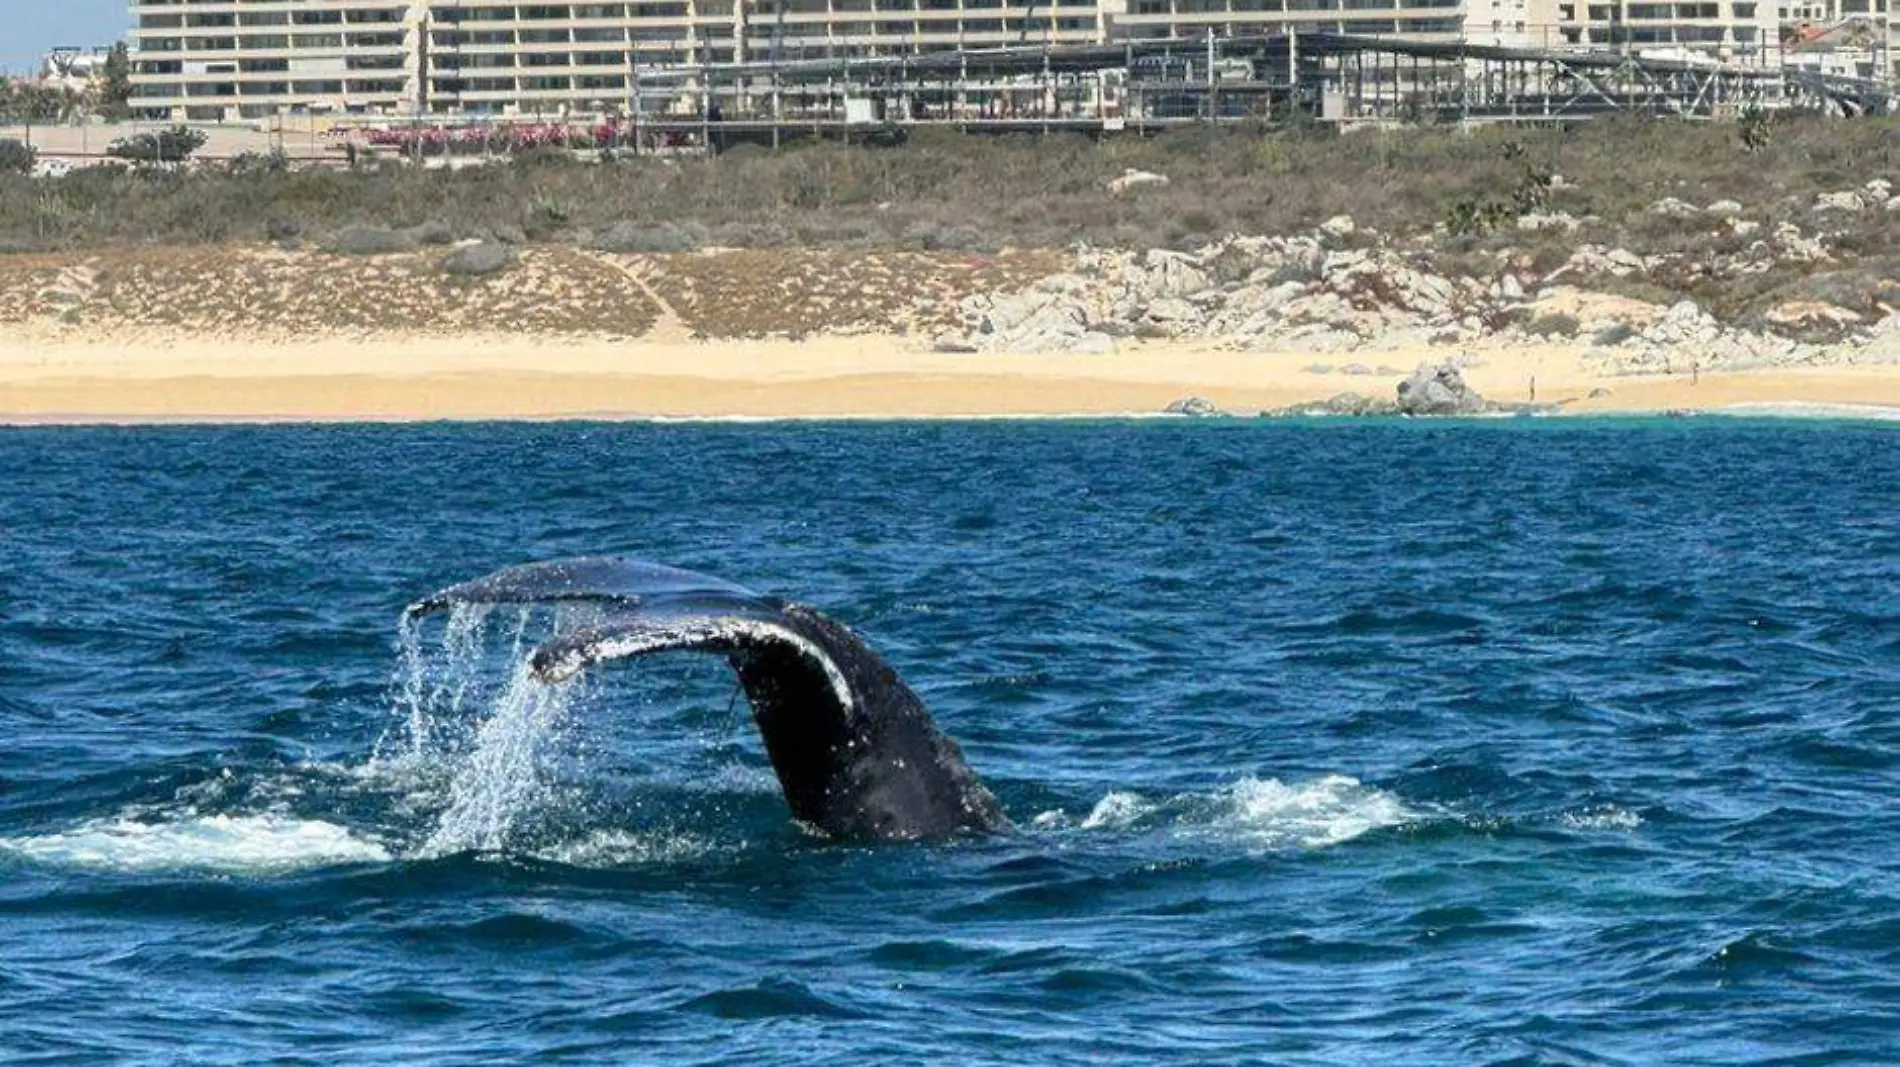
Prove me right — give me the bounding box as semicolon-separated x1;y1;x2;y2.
406;558;1009;841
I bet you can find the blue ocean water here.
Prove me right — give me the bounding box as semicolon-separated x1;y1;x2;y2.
2;418;1897;1066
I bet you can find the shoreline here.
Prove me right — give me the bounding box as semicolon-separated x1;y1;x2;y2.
5;330;1900;425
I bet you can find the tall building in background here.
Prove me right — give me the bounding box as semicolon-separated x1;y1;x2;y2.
125;0;1837;120
128;1;425;120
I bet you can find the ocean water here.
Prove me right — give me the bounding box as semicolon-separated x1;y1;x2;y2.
2;418;1897;1066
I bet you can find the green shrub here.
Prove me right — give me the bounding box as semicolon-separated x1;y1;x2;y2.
0;139;34;175
1524;312;1581;339
1592;322;1640;346
106;125;209;164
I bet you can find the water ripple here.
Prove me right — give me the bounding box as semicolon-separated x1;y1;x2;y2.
0;418;1895;1064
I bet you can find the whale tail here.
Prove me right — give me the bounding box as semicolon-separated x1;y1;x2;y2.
407;557;1008;840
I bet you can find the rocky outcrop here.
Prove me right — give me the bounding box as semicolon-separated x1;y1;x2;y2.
1163;396;1226;417
934;204;1896;378
1270;391;1398;417
1395;361;1494;415
942;223;1481;356
1256;361;1513;418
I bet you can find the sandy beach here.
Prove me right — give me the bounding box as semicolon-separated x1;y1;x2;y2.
4;326;1900;423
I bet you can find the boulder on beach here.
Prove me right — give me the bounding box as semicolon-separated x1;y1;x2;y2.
1266;391;1398;417
1395;361;1494;416
1164;396;1226;417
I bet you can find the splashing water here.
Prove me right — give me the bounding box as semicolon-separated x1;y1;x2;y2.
383;603;508;761
419;663;580;856
357;601;600;856
1038;775;1416;851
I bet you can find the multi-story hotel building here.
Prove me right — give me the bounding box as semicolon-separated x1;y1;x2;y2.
1537;0;1782;57
124;0;1817;119
129;2;420;119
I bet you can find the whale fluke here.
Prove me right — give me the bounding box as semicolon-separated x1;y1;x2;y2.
403;557;761;622
408;557;1009;841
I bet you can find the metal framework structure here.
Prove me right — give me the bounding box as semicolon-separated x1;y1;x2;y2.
591;30;1805;147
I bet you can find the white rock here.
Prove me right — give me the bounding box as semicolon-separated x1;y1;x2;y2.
1813;190;1866;214
1319;215;1356;239
1647;197;1701;219
1606;249;1646;275
1322;250;1371;286
1106;168;1169;194
1140;297;1203;329
1126;249;1209;302
1705;199;1744;217
1517;211;1580;233
1772;222;1829;261
1641;300;1722;347
1863;178;1891;203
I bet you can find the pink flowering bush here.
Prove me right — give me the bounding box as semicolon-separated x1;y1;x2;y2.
356;121;633;157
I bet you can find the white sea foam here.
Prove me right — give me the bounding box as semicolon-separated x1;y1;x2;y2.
1050;775;1416;850
1561;804;1644;832
1707;402;1900;422
1079;791;1160;830
1217;775;1414;848
0;813;390;873
528;828;722;868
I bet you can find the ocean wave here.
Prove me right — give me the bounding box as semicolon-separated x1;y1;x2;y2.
1708;402;1900;422
0;813;391;873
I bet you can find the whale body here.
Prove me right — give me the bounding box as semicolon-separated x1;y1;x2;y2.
406;558;1009;841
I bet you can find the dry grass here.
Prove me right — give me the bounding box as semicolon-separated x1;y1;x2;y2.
0;245;662;336
637;247;1062;339
0;243;1067;339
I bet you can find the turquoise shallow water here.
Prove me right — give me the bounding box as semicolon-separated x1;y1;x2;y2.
2;419;1897;1065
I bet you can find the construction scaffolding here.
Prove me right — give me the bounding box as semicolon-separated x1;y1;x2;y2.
309;30;1899;163
580;31;1813;149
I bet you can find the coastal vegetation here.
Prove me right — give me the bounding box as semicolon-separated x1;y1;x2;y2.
3;112;1896;366
0;139;34;175
1;113;1895;257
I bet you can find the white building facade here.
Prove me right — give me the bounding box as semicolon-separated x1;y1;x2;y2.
125;0;1850;118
